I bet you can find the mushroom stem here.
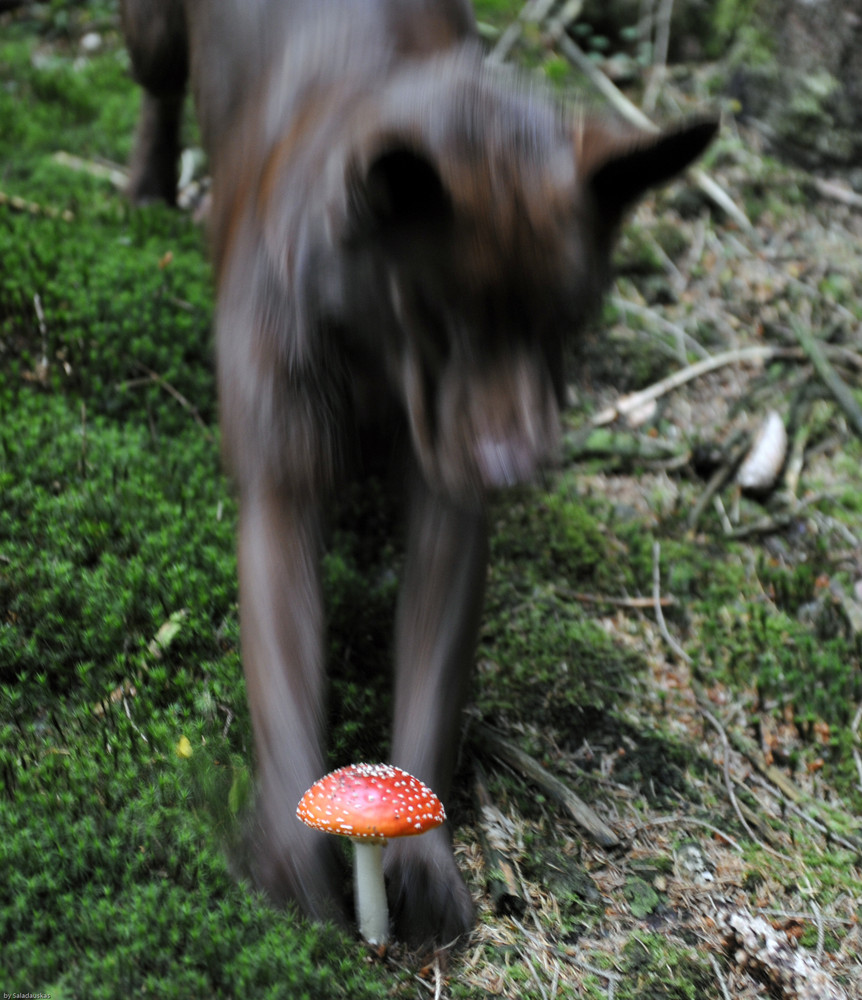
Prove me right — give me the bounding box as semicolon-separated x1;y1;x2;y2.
353;840;389;945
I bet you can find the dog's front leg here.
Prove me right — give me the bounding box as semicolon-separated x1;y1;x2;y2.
386;469;488;948
237;481;345;923
120;0;188;204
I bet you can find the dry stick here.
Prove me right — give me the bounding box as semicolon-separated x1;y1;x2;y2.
686;434;750;534
792;319;862;441
712;494;733;535
591;346;797;427
642;0;674;115
563;427;686;465
726;510;799;541
810;176;862;210
122;695;149;745
487;0;562;65
853;747;862;794
813;899;826;962
52;150;128;191
472;763;527;916
637;813;743;853
728;487;851;542
701;706;793;862
610;294;711;362
721;721;806;807
708;953;733;1000
703;696;819;832
559;588;675;610
544;0;586;44
556;34;751;230
473;723;620;848
784;418;810;497
556;947;622;999
854;702;862;795
650;542;690;664
432;956;443;1000
747;773;862;853
513;928;551;1000
513;918;608;1000
0;189;74;222
757;906;858;929
32;293;49;382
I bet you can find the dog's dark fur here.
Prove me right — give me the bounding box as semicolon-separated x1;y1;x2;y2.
121;0;715;948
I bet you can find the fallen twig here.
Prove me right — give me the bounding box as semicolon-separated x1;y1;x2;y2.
642;0;674;115
712;701;862;852
726;510;798;540
722;721;806;806
686;433;749;533
487;0;562;65
809;176;862;210
0;188;74;222
708;952;733;1000
610;294;711;362
853;703;862;795
747;773;862;854
473;723;620;848
637;814;742;853
558;587;676;610
52;150;128;190
592;346;797;427
792;320;862;440
651;541;690;664
563;426;686;463
473;763;527;917
700;704;793;861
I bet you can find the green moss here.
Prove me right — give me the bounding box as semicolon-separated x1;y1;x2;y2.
0;392;234;700
623;876;662;919
696;601;861;728
616;933;716;1000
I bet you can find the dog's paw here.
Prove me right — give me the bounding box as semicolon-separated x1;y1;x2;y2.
384;826;474;951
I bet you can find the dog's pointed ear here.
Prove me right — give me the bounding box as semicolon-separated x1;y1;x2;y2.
579;117;718;224
345;140;452;244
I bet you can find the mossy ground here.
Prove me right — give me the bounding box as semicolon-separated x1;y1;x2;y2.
3;2;862;998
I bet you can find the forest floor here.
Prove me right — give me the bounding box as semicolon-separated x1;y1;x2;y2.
1;2;861;998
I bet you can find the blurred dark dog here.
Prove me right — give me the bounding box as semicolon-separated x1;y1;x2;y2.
121;0;715;948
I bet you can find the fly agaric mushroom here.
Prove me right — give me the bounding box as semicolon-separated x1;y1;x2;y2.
297;763;446;946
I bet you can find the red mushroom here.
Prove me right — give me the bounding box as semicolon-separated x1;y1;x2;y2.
297;763;446;945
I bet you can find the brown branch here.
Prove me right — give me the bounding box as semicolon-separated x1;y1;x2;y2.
473;723;620;848
592;347;798;427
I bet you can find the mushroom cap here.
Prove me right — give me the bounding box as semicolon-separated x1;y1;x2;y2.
296;763;446;841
